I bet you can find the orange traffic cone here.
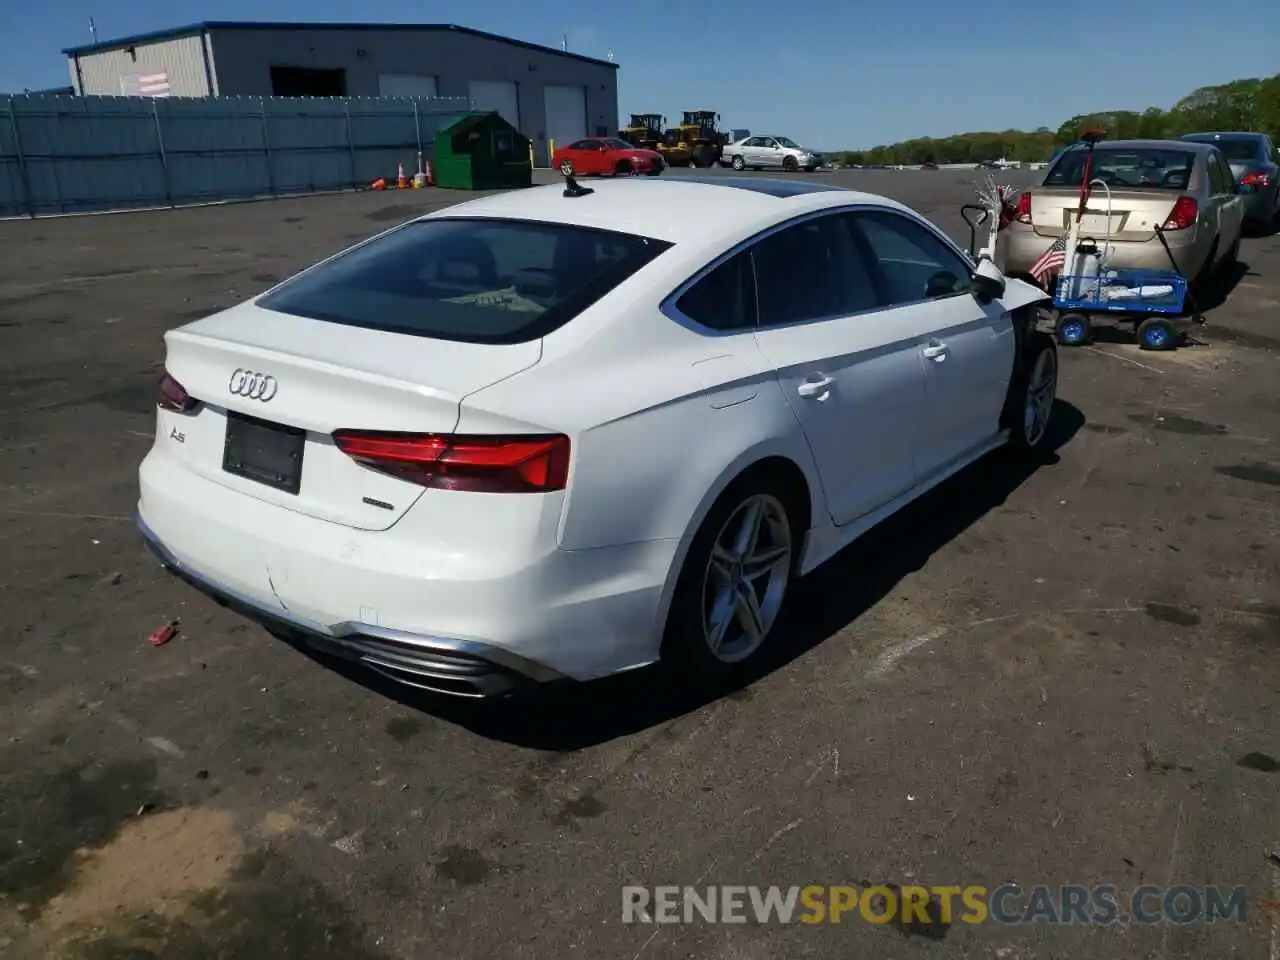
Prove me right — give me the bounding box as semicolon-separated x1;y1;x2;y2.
371;177;387;191
396;162;408;189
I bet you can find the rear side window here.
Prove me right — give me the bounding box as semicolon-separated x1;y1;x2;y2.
752;216;876;326
1046;147;1196;190
675;252;756;331
258;218;672;344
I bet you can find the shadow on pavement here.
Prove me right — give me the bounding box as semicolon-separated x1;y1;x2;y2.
290;399;1085;750
1191;258;1253;314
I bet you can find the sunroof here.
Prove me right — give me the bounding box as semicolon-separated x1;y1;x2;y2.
648;176;847;198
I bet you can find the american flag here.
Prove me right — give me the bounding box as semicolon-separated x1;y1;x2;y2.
1029;234;1068;288
120;72;171;97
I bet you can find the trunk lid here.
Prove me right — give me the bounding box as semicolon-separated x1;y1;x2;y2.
1027;186;1184;243
160;302;542;531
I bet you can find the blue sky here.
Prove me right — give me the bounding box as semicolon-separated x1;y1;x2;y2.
2;0;1278;150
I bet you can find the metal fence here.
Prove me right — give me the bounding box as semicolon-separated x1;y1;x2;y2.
0;94;474;218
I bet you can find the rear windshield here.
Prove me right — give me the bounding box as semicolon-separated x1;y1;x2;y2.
258;218;672;344
1185;137;1260;161
1045;147;1196;190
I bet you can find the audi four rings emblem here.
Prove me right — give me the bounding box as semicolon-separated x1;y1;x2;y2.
228;369;278;401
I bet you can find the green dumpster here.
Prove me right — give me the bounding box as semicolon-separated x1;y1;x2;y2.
433;112;533;190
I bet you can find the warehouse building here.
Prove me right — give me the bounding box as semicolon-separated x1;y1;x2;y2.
62;21;619;153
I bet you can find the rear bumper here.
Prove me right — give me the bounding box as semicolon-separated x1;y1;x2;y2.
139;512;566;698
1000;225;1211;279
137;445;679;697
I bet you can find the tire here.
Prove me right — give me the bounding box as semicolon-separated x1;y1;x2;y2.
1137;316;1178;351
662;477;800;681
614;161;633;177
1002;331;1058;454
1191;237;1218;294
1054;312;1090;346
1222;233;1240;267
782;156;798;173
558;159;573;176
732;154;746;171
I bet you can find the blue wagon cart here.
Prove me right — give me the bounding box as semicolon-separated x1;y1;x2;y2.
1051;265;1191;351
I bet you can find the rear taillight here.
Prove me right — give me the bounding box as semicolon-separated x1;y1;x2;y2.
157;372;197;412
1241;171;1271;188
1015;191;1032;224
332;431;570;493
1160;197;1198;232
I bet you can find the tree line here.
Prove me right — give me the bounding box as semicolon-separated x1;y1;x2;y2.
834;73;1280;166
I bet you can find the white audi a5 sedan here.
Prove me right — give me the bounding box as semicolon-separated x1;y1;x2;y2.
137;175;1058;698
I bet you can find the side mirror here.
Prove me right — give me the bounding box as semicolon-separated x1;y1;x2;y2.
971;258;1006;303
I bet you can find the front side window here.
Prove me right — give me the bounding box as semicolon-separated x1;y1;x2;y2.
775;137;800;149
851;211;972;306
751;215;878;326
259;218;672;344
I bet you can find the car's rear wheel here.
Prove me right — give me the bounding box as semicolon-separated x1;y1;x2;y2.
1003;331;1058;454
732;155;746;171
1191;237;1218;293
1223;233;1240;267
663;480;799;679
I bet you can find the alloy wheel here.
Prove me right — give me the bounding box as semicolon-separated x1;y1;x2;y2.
1023;348;1057;447
700;493;792;663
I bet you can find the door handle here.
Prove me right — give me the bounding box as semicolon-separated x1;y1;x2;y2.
797;376;835;398
922;341;949;361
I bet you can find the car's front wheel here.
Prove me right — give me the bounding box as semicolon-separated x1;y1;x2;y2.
558;159;574;176
662;480;798;679
782;156;799;172
1003;331;1058;454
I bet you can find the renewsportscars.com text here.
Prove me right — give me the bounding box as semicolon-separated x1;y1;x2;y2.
622;884;1251;926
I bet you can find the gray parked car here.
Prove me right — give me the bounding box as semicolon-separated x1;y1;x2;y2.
1180;132;1279;231
721;136;822;172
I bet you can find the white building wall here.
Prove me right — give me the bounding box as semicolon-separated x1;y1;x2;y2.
71;33;213;97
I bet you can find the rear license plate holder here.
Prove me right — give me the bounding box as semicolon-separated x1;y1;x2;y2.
223;411;305;495
1079;212;1119;236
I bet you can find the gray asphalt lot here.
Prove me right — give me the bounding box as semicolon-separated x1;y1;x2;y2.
1;168;1278;960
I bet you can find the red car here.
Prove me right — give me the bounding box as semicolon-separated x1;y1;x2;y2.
553;137;664;177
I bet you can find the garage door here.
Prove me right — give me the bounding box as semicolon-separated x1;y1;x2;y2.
543;85;587;145
378;74;438;98
468;80;520;131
